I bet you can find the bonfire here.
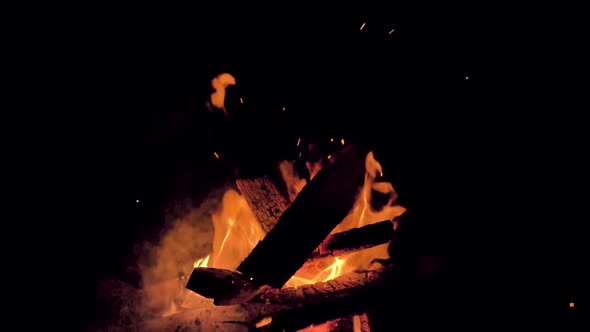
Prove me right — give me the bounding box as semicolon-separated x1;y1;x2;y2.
96;73;415;332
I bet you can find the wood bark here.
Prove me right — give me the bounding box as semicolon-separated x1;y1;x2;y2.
310;220;393;260
236;175;289;233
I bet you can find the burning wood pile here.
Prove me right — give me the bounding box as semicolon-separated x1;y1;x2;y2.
136;140;409;332
96;73;429;332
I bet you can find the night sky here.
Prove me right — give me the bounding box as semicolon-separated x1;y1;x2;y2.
29;3;581;331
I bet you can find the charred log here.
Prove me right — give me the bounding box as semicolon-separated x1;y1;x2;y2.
154;265;397;331
310;220;394;259
254;266;394;331
260;261;393;307
236;175;290;233
235;143;370;290
185;268;271;306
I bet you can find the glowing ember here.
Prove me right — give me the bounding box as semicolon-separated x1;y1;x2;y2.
389;28;395;34
341;138;345;145
240;97;244;104
360;22;366;30
330;138;334;142
297;137;301;146
569;302;575;308
255;316;273;329
213;151;220;159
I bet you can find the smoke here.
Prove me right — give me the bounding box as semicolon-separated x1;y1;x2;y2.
92;185;232;330
136;186;231;314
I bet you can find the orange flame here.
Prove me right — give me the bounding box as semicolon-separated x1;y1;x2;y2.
192;151;405;289
210;73;236;110
193;255;210;268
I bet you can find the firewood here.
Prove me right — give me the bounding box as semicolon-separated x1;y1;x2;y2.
250;265;394;331
235;175;289;233
185;220;393;305
185;267;271;306
148;265;397;331
235;142;370;290
310;220;393;259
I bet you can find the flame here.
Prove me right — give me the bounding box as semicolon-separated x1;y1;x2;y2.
306;159;323;180
210;190;266;270
210;73;236;110
279;160;307;202
193;255;210;268
192;150;405;289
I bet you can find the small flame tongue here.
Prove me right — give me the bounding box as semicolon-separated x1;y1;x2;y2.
194;255;210;268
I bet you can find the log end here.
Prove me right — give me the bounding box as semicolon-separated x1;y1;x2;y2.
186;267;270;305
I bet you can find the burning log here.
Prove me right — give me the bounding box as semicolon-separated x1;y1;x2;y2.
234;143;369;291
248;265;395;331
310;220;394;260
151;264;398;331
236;175;290;233
186;268;271;306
